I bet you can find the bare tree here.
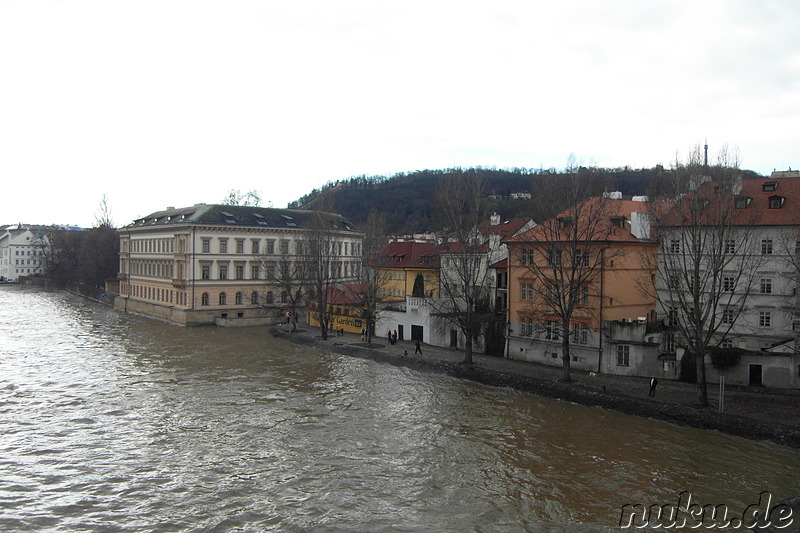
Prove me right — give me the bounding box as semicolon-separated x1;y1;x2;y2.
515;162;623;382
351;209;389;344
650;143;763;406
95;194;115;228
304;210;341;340
259;238;310;332
428;171;496;364
222;189;262;207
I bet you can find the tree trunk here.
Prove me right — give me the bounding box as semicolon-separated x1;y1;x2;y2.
562;324;572;383
463;334;473;364
696;351;709;407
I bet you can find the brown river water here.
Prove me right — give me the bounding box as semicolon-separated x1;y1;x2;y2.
1;285;799;532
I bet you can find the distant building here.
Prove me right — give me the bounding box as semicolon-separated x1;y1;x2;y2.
0;224;51;281
116;204;362;326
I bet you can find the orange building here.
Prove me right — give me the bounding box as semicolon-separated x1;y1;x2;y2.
505;196;659;372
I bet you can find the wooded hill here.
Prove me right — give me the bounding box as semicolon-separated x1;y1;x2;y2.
288;166;763;235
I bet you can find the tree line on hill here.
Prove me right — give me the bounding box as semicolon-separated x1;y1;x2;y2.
288;165;763;234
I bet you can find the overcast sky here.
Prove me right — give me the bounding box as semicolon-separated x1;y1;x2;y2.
2;1;798;227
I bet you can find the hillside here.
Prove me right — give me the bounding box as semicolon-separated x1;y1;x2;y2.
288;166;762;234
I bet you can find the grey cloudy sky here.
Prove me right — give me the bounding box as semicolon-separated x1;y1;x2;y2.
1;0;798;227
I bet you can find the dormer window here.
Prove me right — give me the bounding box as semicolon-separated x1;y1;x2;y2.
221;211;237;224
769;195;785;209
252;213;268;225
734;196;751;209
280;215;296;227
763;182;778;192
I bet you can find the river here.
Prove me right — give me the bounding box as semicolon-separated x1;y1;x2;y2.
1;285;798;532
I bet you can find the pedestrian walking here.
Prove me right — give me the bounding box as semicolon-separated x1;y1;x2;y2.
648;376;658;397
415;340;422;354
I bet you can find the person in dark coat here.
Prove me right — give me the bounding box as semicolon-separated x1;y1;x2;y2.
415;340;422;354
648;376;658;397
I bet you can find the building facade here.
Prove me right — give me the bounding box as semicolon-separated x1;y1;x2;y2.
656;172;800;388
0;225;51;281
505;196;660;374
116;204;362;326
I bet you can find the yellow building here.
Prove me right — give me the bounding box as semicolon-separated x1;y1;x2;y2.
373;240;440;302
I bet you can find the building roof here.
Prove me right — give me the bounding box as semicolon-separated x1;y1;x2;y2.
659;175;800;228
374;240;440;269
125;204;358;233
476;217;534;240
326;283;371;306
507;197;650;244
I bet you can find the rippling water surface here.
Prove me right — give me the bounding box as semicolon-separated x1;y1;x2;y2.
1;286;799;532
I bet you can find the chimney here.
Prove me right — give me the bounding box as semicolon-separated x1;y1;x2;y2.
490;212;501;226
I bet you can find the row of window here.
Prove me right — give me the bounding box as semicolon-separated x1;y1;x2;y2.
199;237;361;256
517;318;590;344
15;259;42;266
130;238;176;254
668;238;775;255
199;260;359;280
519;248;590;267
14;249;43;256
200;290;287;306
518;282;589;304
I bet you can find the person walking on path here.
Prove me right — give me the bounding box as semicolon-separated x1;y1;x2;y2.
415;340;422;355
648;376;658;397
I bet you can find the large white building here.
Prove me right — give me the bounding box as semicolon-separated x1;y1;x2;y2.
656;171;800;388
0;225;49;281
116;204;363;326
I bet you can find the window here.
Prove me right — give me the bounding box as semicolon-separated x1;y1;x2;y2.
760;278;772;294
520;317;533;336
250;291;258;304
280;240;289;254
219;293;227;305
219;265;228;279
667;307;678;326
721;308;735;324
761;239;773;255
267;241;275;254
236;240;244;253
758;311;771;328
579;286;589;305
616;345;630;366
220;240;228;253
201;265;211;279
235;265;244;279
547;249;562;267
763;182;777;192
574;249;589;267
296;241;304;255
521;249;534;266
735;196;750;209
202;239;210;253
669;239;681;253
573;323;588;344
722;276;736;292
664;333;675;353
235;292;243;305
520;282;534;301
280;290;288;303
720;338;733;349
201;292;209;306
724;239;736;254
769;196;785;209
266;291;274;304
545;320;559;340
251;265;259;279
251;240;260;254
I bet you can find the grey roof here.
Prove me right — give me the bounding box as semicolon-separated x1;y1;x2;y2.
125;204;358;232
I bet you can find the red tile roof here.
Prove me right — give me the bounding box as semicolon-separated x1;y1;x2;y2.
508;197;650;244
374;240;440;268
659;176;800;228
